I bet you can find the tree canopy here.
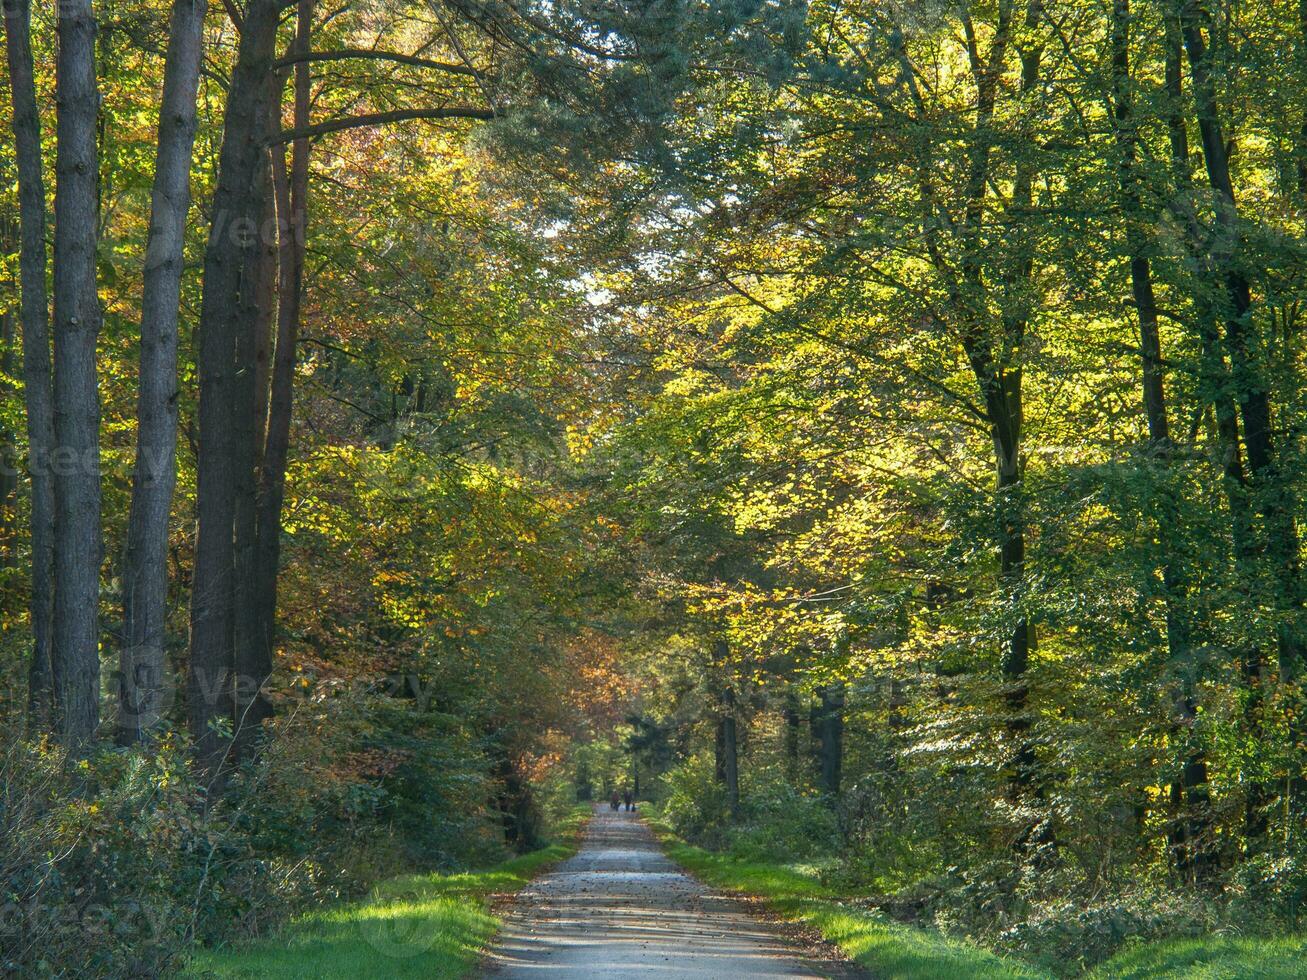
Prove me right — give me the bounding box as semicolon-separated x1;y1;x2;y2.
4;0;1307;974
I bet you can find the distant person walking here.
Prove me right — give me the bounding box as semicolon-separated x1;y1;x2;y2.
623;788;634;812
610;790;620;811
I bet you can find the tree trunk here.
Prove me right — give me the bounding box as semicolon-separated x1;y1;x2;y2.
0;307;17;568
1112;0;1211;884
118;0;208;746
942;2;1047;850
983;1;1049;855
3;0;57;731
815;682;844;798
232;158;277;756
710;639;741;816
51;0;104;748
782;688;801;779
1110;0;1168;450
189;0;281;781
249;0;313;738
1299;0;1307;199
1182;1;1306;704
714;710;728;782
1173;2;1292;835
720;699;739;818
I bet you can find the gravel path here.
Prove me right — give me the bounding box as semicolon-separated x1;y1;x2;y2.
482;804;834;978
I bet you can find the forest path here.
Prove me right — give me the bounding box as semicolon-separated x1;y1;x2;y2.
482;804;842;978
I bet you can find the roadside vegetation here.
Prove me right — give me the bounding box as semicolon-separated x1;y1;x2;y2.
647;811;1303;979
185;806;588;979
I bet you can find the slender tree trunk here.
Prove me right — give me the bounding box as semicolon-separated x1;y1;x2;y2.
1177;1;1303;828
3;0;56;730
118;0;208;745
251;184;278;465
1110;0;1168;451
1182;1;1306;694
714;711;727;782
1164;7;1268;844
232;158;276;756
710;638;740;817
782;688;801;780
720;695;739;818
0;306;17;568
1298;0;1307;199
250;0;313;723
942;3;1048;852
51;0;104;748
994;419;1036;803
1111;0;1211;884
189;0;281;781
959;1;1046;849
815;682;844;798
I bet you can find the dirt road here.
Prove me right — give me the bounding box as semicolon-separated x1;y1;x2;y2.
483;805;839;978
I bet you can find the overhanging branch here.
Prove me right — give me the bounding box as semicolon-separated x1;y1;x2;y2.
272;47;482;77
273;105;497;143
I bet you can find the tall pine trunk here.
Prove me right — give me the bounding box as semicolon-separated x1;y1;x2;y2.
3;0;56;730
190;0;281;781
118;0;208;745
51;0;104;748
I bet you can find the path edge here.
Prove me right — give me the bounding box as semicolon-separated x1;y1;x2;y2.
640;811;870;980
471;803;595;977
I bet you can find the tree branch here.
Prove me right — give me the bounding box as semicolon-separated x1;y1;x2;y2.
272;47;481;77
273;106;496;143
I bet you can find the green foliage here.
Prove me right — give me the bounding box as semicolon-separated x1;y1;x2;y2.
0;734;265;977
185;806;589;979
0;675;523;977
654;816;1307;979
994;890;1221;977
650;818;1043;979
7;0;1307;970
657;751;732;844
657;753;840;862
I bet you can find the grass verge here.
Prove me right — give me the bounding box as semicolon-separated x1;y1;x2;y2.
646;816;1306;979
644;814;1043;980
1087;934;1307;979
184;806;590;979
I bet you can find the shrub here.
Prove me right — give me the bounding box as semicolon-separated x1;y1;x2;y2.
657;754;840;861
727;778;841;863
0;733;267;978
658;751;731;847
992;888;1218;976
0;679;510;977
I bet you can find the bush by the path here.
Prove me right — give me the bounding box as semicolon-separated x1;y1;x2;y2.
184;806;588;978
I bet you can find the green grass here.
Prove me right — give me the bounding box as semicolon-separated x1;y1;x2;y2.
1089;935;1307;978
184;807;589;979
649;819;1307;979
646;815;1044;980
